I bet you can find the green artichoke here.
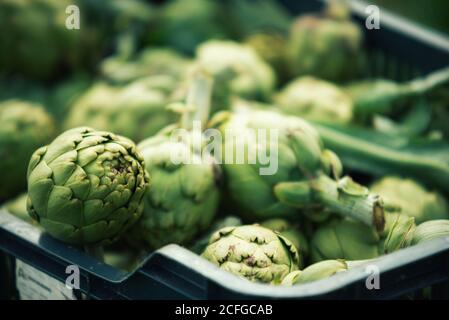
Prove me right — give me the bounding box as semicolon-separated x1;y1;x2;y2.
64;76;177;142
245;33;289;83
26;127;149;245
381;213;416;254
195;40;276;111
412;220;449;245
0;100;56;201
202;225;300;284
100;48;192;85
281;259;348;286
127;72;220;250
209;107;385;230
286;6;363;82
371;177;448;224
190;216;243;254
275;76;353;123
153;0;228;54
261;218;309;263
310;218;380;262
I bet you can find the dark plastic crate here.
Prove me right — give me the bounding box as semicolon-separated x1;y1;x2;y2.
1;0;449;300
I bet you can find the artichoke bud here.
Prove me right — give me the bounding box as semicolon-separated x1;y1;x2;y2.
26;127;149;246
412;220;449;245
321;149;343;179
286;127;323;174
202;225;300;284
282;259;348;286
382;213;416;254
371;177;449;224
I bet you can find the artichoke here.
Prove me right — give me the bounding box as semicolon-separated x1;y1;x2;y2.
281;259;348;286
100;48;192;85
261;218;309;262
64;76;177;142
202;224;300;284
412;220;449;245
381;213;416;254
153;0;228;54
286;4;363;81
195;40;276;112
127;72;220;250
310;218;381;262
26;127;149;245
209;107;385;230
0;100;56;201
275;76;353;123
371;177;449;224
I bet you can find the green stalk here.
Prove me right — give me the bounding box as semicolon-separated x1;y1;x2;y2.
274;175;385;232
406;66;449;95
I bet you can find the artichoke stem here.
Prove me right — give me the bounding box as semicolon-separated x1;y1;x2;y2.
275;175;385;232
406;66;449;95
181;71;213;130
84;245;105;262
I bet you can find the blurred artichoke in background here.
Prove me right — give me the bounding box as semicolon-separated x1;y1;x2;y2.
261;218;309;263
64;76;178;142
210;107;384;230
412;220;449;245
371;177;449;224
281;259;348;285
276;76;353;123
202;224;300;284
286;3;363;82
27;127;149;245
310;218;380;262
100;48;192;85
0;100;56;201
0;0;100;80
195;40;276;111
245;32;289;83
152;0;228;54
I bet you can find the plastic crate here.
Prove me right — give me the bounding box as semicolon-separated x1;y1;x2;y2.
1;0;449;300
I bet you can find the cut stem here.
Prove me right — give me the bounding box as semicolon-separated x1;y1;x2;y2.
274;175;385;232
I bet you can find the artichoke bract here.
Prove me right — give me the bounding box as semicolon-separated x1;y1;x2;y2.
275;76;353;123
381;213;416;254
195;40;276;111
412;220;449;245
64;76;177;142
371;177;449;224
202;225;300;284
209;107;385;231
26;127;149;245
281;259;348;286
286;5;363;82
0;100;56;201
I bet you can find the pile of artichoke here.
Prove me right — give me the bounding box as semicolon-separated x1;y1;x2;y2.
1;0;449;293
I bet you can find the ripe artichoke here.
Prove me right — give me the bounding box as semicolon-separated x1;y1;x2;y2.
64;76;177;142
195;40;276;111
209;107;384;230
27;127;149;245
371;177;449;224
310;218;380;262
286;5;363;81
281;259;348;286
412;220;449;245
261;218;309;263
202;225;300;284
100;48;192;85
275;76;353;123
0;100;56;201
127;72;220;250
